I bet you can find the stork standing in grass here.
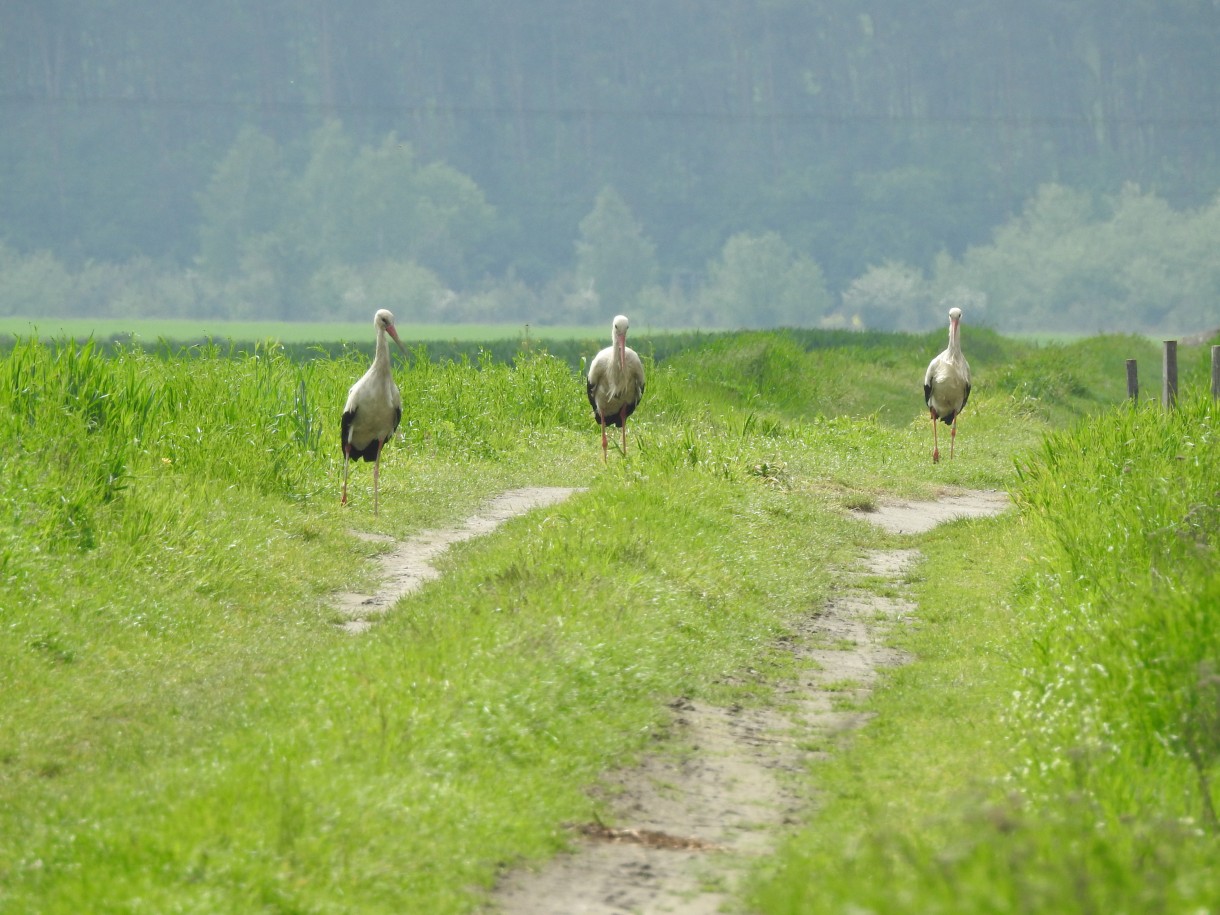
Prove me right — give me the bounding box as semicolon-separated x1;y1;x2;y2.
587;314;646;463
341;308;408;514
924;306;971;463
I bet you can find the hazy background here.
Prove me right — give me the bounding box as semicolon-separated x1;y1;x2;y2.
2;1;1218;334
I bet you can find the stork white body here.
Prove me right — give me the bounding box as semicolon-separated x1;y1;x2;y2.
587;314;646;462
923;306;971;463
341;309;408;514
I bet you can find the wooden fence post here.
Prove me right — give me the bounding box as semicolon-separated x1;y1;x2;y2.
1163;340;1178;409
1212;345;1219;401
1126;359;1139;401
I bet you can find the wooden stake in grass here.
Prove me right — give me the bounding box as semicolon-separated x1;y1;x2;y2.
1126;359;1139;401
1162;340;1177;410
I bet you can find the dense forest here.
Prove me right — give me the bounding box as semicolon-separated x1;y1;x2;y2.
2;1;1219;332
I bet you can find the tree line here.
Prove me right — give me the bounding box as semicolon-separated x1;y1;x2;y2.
1;1;1219;332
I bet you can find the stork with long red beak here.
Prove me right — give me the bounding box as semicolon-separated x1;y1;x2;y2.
923;306;971;463
341;309;408;514
586;314;646;463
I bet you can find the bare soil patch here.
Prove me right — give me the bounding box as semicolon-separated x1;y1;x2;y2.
851;488;1010;535
488;491;1009;914
333;487;584;633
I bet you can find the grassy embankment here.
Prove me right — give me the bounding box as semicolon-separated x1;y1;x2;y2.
752;344;1220;913
0;325;1214;912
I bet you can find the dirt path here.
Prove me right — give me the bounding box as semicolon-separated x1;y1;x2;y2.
333;487;584;634
488;488;1010;915
850;488;1011;535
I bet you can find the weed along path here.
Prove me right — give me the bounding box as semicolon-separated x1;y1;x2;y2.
334;487;585;634
488;488;1011;915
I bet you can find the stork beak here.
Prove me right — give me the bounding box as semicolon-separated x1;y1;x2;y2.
386;323;408;357
616;333;626;371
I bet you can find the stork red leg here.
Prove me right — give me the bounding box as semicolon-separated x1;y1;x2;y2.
950;417;958;460
620;407;628;456
930;410;940;464
372;438;384;516
342;443;352;504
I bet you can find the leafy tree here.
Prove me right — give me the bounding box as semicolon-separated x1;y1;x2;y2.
700;232;832;329
934;182;1220;333
194;122;496;318
228;235;290;320
0;245;73;317
304;259;446;323
196;128;288;280
285;120;358;272
575;187;659;316
363;260;447;323
1176;193;1220;331
844;166;961;276
7;1;1220;329
408;162;497;286
949;184;1101;331
927;276;990;330
840;261;930;332
347;136;420;266
347;136;498;279
302;263;367;323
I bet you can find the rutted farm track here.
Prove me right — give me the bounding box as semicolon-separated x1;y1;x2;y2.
333;486;1009;913
333;487;585;634
491;544;923;915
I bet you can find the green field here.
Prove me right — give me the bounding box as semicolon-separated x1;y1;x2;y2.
0;317;641;346
1;327;1216;912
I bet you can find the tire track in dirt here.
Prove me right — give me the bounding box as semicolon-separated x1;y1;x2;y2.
488;489;1009;915
333;486;585;634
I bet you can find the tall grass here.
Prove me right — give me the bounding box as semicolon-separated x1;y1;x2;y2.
752;391;1219;914
1011;394;1220;829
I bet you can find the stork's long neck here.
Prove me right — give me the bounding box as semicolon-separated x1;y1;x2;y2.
373;326;391;375
947;318;963;360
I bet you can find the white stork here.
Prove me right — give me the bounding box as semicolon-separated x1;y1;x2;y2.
341;308;408;514
587;314;646;463
923;306;971;463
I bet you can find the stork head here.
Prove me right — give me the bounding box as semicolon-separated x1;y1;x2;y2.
612;314;629;367
375;308;408;355
948;307;962;323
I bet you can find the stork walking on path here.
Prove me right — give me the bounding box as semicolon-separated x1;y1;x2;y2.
341;309;408;514
587;314;646;463
923;306;971;463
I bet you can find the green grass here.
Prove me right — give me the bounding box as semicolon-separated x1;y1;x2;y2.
0;328;1216;912
0;317;611;345
750;392;1220;914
